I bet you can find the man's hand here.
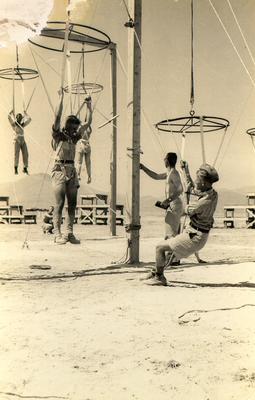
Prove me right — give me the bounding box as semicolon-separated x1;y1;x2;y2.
85;96;92;104
180;160;188;169
161;199;170;209
58;87;65;97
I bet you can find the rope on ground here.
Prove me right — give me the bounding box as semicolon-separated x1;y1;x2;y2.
178;303;255;323
0;392;68;399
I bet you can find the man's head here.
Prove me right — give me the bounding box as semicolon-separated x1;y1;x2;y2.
16;113;23;124
49;206;54;213
195;163;219;191
65;115;81;134
164;152;177;168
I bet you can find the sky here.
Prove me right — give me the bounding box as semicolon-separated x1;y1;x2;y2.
0;0;255;199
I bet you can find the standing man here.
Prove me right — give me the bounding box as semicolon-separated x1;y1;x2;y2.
76;96;93;184
140;152;184;240
51;91;82;245
8;110;31;175
145;162;219;286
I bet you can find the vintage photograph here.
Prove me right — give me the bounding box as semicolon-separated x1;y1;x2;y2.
0;0;254;399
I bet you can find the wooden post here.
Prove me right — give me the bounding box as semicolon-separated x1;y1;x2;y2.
128;0;142;263
110;43;117;236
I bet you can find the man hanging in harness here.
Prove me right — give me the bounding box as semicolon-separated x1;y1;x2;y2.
8;110;31;175
76;96;93;183
144;161;219;286
51;90;82;245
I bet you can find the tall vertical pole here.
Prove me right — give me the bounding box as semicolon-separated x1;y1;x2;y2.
129;0;142;263
110;43;117;236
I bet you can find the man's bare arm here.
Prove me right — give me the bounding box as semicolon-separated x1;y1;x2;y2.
140;163;166;180
53;91;64;132
8;110;16;128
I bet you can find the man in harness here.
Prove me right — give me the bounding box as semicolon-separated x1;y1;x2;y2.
144;161;219;286
76;96;93;183
51;90;82;245
8;110;31;175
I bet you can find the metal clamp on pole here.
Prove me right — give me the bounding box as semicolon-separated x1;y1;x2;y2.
124;18;135;28
125;223;141;233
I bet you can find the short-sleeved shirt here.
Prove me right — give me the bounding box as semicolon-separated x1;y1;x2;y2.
187;188;218;231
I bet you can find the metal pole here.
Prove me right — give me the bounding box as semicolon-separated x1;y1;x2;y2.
129;0;142;263
110;43;117;236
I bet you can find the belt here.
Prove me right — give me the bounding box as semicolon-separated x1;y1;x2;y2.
55;160;74;164
190;222;210;234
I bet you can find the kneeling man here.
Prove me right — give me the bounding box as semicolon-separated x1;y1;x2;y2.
145;161;219;286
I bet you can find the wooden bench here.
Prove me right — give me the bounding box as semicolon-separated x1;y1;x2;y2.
223;205;255;228
24;214;37;224
2;215;24;224
223;218;234;228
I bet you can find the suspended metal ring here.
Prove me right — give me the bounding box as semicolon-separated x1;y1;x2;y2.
29;21;111;53
0;67;39;81
246;128;255;137
64;82;104;95
156;115;230;134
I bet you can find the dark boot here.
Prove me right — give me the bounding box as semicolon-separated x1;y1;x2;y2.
14;167;18;175
23;167;29;175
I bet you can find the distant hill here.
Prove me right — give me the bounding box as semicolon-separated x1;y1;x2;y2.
0;173;253;216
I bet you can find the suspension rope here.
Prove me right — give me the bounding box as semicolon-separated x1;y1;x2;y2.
29;46;55;114
121;0;133;21
116;47;180;157
12;68;15;115
31;46;61;77
208;0;255;89
213;126;227;167
22;148;56;248
199;116;206;163
226;0;255;69
217;86;254;168
73;52;83;115
21;80;26;111
66;50;73;114
60;2;71;90
190;0;195;111
25;79;39;112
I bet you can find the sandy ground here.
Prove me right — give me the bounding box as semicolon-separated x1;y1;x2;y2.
0;217;255;400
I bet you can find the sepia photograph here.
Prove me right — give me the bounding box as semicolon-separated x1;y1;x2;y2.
0;0;254;399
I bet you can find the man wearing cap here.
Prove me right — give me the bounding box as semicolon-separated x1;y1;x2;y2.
144;160;219;286
51;90;82;245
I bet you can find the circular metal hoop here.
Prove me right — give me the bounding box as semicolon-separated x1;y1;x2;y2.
64;82;104;95
0;67;39;81
28;21;111;53
156;115;230;134
246;128;255;137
